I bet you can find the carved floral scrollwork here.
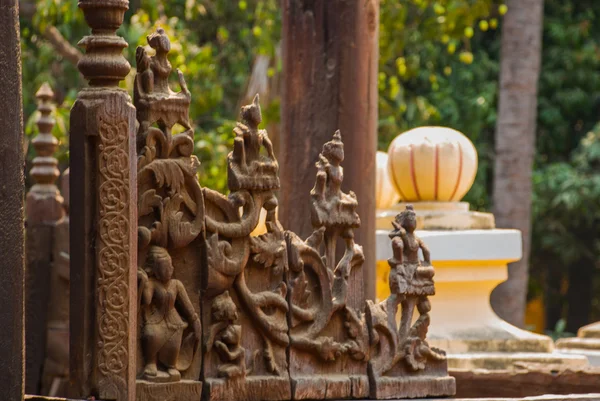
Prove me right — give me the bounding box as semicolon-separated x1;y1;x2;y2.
97;99;131;388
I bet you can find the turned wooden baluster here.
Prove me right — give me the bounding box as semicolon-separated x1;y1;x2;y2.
24;83;66;395
26;83;64;223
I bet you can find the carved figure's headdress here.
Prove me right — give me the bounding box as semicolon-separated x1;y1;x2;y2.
135;47;149;69
397;204;416;224
147;27;171;53
144;245;171;273
322;130;344;163
240;94;262;127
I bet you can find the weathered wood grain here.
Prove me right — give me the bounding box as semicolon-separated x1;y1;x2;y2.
0;0;25;399
280;0;379;301
453;366;600;398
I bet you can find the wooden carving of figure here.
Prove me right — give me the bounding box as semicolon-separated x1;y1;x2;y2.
366;204;454;399
147;27;172;95
232;94;276;171
228;94;280;192
134;27;193;155
138;246;201;382
311;130;359;233
389;205;443;370
206;291;246;379
135;47;154;96
389;205;434;293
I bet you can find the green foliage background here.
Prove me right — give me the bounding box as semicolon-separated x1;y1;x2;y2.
20;0;600;329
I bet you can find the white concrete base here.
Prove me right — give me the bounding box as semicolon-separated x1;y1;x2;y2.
556;349;600;367
377;202;495;230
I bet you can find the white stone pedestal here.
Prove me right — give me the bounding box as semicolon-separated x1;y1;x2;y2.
376;228;588;370
556;322;600;366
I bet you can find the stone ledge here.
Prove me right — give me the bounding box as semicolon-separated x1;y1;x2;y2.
451;366;600;398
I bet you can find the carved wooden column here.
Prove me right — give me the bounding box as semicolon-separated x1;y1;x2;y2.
0;0;25;399
26;83;63;223
69;1;137;400
25;83;65;394
280;0;379;301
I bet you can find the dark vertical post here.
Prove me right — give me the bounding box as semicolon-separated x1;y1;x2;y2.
69;1;137;400
280;0;380;300
0;0;25;399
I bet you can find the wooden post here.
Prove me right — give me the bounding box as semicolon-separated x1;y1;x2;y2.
0;0;25;399
69;1;137;400
25;83;64;394
280;0;379;301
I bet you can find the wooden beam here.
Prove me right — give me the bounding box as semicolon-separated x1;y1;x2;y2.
0;0;25;399
452;367;600;398
280;0;379;301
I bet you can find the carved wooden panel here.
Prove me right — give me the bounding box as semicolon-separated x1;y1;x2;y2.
69;6;456;399
286;131;369;399
201;95;291;401
134;28;203;401
366;205;456;399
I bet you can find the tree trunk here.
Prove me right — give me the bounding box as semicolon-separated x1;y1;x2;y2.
491;0;544;327
566;258;594;334
280;0;379;301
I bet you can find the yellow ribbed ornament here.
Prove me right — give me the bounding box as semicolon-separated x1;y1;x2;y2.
375;151;400;209
387;126;477;202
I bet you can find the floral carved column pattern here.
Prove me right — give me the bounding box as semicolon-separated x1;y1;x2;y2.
69;1;137;400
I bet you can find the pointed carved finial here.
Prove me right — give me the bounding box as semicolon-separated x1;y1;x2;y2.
26;83;64;223
77;0;131;86
31;83;59;190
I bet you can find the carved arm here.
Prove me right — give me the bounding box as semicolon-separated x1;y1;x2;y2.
419;238;431;265
176;280;201;339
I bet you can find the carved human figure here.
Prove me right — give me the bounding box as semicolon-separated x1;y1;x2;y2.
388;205;442;368
389;204;435;290
206;291;246;379
138;246;201;381
229;94;279;191
135;46;154;96
311;130;360;233
146;27;172;94
134;27;193;155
